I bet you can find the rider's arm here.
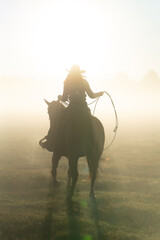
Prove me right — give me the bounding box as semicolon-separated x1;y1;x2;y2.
84;80;103;98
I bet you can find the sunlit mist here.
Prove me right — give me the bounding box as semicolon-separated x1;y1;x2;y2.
1;0;160;132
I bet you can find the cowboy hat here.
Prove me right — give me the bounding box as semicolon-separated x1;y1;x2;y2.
66;65;86;74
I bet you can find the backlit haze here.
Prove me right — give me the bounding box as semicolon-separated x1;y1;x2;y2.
1;0;160;141
1;1;160;79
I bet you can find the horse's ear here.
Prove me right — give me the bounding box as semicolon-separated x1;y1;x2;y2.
44;99;50;105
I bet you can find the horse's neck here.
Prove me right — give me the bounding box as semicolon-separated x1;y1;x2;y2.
50;111;63;128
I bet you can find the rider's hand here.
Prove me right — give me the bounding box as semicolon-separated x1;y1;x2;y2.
99;91;104;96
58;95;62;101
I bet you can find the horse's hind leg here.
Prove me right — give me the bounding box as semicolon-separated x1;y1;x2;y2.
67;157;79;198
51;153;61;187
87;156;99;199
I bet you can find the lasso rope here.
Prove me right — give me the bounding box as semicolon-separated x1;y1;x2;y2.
89;91;118;151
61;92;119;150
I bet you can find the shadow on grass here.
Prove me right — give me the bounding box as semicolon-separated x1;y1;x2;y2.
66;198;82;240
41;183;82;240
89;199;106;240
41;182;56;240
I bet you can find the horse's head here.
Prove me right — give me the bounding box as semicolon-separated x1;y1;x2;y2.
44;99;65;122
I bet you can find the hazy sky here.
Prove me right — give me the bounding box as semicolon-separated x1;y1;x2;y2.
0;0;160;81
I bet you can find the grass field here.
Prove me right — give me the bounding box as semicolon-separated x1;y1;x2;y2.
0;118;160;240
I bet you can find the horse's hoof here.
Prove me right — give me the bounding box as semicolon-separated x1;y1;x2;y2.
67;191;73;200
66;195;72;202
53;180;61;188
89;196;97;205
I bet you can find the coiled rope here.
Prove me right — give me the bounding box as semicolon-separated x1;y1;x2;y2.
61;91;118;150
89;91;118;151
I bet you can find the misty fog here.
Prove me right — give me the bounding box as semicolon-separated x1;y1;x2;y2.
1;70;160;148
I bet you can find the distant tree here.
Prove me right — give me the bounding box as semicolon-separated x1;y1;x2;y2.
111;72;136;92
141;70;160;88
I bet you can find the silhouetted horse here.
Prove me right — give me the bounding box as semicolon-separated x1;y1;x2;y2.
39;99;105;199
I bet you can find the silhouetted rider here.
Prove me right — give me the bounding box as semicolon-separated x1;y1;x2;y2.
60;65;104;113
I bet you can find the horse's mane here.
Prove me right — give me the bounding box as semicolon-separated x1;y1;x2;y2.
47;101;66;123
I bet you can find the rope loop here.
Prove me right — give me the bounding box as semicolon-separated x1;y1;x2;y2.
89;91;118;150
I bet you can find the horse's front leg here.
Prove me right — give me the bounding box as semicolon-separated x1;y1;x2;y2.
67;157;79;198
51;153;61;187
